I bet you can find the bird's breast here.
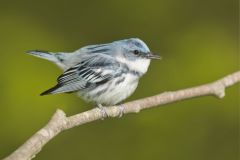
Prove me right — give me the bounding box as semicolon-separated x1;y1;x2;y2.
79;73;139;105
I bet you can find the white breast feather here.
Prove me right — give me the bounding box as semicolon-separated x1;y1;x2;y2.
98;74;138;105
78;73;139;105
77;56;151;105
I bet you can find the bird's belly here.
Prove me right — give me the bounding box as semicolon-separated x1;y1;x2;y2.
79;74;139;105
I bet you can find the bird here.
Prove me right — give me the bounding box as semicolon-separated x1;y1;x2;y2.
26;38;160;115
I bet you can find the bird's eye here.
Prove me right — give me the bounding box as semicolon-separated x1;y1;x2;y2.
133;50;140;55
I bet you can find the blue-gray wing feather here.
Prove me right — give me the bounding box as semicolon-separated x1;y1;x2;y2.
41;54;120;95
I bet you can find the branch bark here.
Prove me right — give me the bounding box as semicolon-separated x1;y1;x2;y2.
4;71;240;160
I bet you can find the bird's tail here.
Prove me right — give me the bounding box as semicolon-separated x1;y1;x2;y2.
26;50;59;63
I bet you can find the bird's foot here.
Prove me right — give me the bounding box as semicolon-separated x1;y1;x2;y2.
97;104;108;119
118;104;125;118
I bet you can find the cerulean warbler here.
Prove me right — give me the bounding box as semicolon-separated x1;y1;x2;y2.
27;38;160;110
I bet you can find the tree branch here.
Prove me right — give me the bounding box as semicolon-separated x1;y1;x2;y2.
4;71;240;160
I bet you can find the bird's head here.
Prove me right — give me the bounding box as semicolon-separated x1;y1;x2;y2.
114;38;161;61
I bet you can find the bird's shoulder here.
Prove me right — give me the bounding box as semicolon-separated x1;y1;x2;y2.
76;43;112;55
76;53;120;69
56;53;122;90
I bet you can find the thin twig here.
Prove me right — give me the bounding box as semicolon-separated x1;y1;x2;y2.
4;71;240;160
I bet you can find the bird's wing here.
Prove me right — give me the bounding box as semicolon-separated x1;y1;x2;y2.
41;54;120;95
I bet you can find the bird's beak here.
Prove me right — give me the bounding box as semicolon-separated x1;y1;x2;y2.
146;52;161;60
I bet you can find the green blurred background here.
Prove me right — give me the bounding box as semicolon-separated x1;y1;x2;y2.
0;0;239;159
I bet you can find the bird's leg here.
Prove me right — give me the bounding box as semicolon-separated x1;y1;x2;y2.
97;104;108;119
118;104;125;118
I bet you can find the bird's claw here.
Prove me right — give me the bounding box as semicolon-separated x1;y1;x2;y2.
97;104;108;120
118;104;125;118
